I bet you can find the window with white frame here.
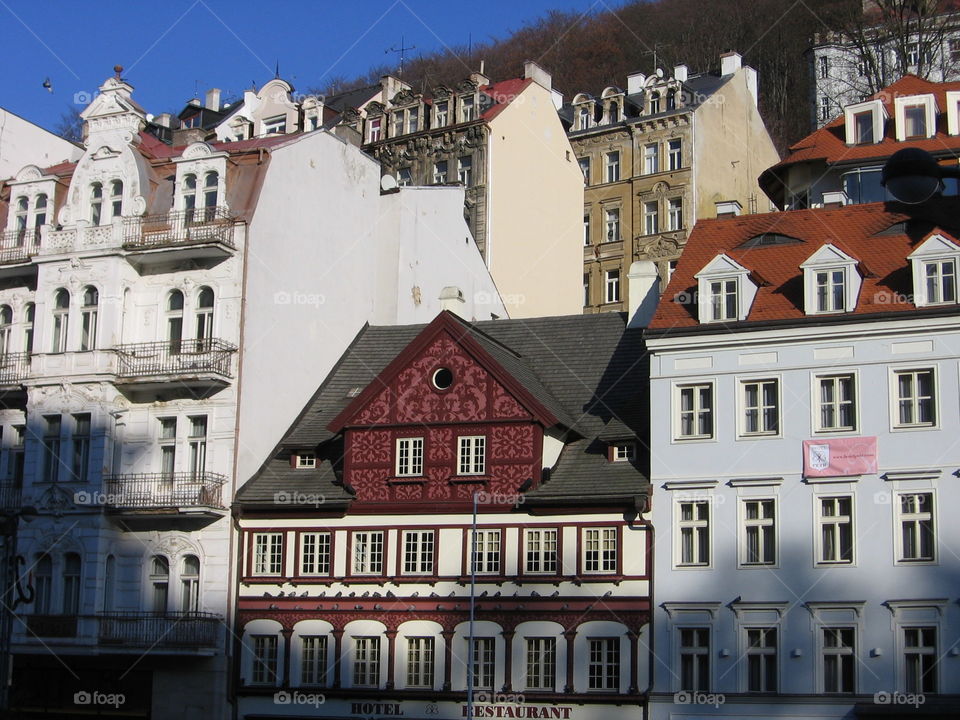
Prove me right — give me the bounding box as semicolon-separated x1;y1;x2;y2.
41;414;61;483
817;374;856;431
296;452;317;469
352;531;384;574
583;273;590;306
644;201;658;235
679;628;710;691
819;95;832;121
668;197;683;230
903;103;927;138
90;182;103;225
79;286;98;351
668;139;682;170
301;635;328;686
643;143;658;175
605;207;620;242
613;442;635;461
406;637;435;688
299;531;331;575
583;527;617;573
457;156;473;187
251;635;279;685
23;303;34;355
195;286;214;350
817;496;854;564
470;529;501;574
676;384;713;439
71;413;90;483
368;117;382;142
253;532;283;575
741;379;778;435
51;288;69;353
396;437;424;476
678;501;710;566
524;637;556;690
402;530;435;574
398;167;412;187
853;110;874;144
578;157;590;184
896;492;934;562
923;259;957;304
13;197;27;242
433;161;448;185
583;213;590;246
435;100;449;127
159;417;176;477
188;415;207;477
460;95;476;122
709;278;737;321
821;627;855;693
263;115;286;135
588;638;620;691
605;151;620;183
353;636;380;687
604;269;620;303
469;637;495;689
815;269;846;312
524;528;558;574
457;436;485;475
649;92;661;114
894;369;936;427
745;627;777;692
903;626;937;693
180;554;200;612
109;180;123;219
742;499;776;565
818;56;829;78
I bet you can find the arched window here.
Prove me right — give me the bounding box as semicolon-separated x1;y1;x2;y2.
0;306;12;356
90;182;103;226
33;194;48;244
203;172;219;220
110;180;123;219
80;286;98;351
181;555;200;612
34;555;52;614
609;100;620;123
166;290;184;354
182;174;197;223
23;303;34;354
151;555;170;613
103;555;116;612
578;106;590;130
51;288;70;353
63;553;81;614
666;89;677;111
14;197;28;244
650;92;661;114
196;287;214;350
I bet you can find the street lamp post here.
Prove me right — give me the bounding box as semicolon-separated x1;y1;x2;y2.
882;147;960;204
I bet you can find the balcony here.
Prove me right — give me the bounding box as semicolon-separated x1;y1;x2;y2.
103;471;227;519
0;483;22;514
122;208;236;267
20;612;222;654
43;222;122;254
113;338;235;396
0;229;39;277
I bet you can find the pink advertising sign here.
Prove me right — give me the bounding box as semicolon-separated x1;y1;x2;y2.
803;437;878;477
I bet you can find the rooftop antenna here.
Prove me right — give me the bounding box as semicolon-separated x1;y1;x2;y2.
386;35;416;79
640;44;669;73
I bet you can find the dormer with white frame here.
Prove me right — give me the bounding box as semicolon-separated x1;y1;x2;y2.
694;254;758;324
844;99;886;145
946;90;960;136
907;231;960;306
173;142;230;216
799;244;862;315
893;93;938;141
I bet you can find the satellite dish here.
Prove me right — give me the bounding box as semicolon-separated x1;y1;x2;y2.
381;175;398;191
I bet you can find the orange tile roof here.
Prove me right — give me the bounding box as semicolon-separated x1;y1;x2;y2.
648;199;960;331
480;77;534;121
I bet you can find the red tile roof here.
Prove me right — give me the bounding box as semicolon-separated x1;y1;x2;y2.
648;199;960;331
481;77;534;121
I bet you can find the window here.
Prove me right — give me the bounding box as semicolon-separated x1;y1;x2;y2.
13;197;27;244
461;95;475;122
263;115;286;135
668;198;683;230
23;303;34;354
666;90;676;110
166;290;184;354
678;501;710;565
103;555;115;612
368;117;382;142
469;637;495;689
668;139;682;170
815;269;845;312
924;259;956;304
41;415;61;483
524;528;558;574
605;151;620;183
300;531;331;575
435;100;449;127
159;417;177;477
253;532;283;576
578;156;590;184
252;635;279;685
607;99;620;123
196;287;214;350
397;167;412;186
352;531;384;574
644;201;658;235
709;278;737;321
181;554;200;612
854;111;873;144
151;555;169;612
353;636;381;687
903;627;937;693
396;437;424;476
182;174;197;222
188;415;207;477
63;553;81;614
90;182;103;225
583;213;590;246
904;104;926;138
817;375;856;431
583;527;617;573
649;92;661;114
34;555;52;614
817;496;853;564
613;443;635;461
819;56;829;78
604;269;620;304
109;180;123;219
897;493;934;562
741;379;778;435
470;529;501;574
406;637;434;688
746;627;777;692
80;286;98;351
643;144;658;175
302;635;328;686
578;105;591;130
894;369;935;427
822;627;855;693
402;530;435;574
71;414;90;483
583;273;590;307
819;96;832;121
457;436;485;475
524;638;556;690
677;384;713;439
0;306;11;356
457;156;473;187
296;452;316;469
588;638;619;691
433;161;448;185
10;425;23;487
604;208;620;242
679;628;709;691
906;43;921;67
202;172;219;219
742;499;775;565
33;194;47;238
51;288;69;353
392;110;404;136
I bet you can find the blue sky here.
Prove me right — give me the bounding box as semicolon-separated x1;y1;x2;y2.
1;0;605;133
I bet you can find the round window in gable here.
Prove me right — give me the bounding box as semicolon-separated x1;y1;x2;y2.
432;367;454;390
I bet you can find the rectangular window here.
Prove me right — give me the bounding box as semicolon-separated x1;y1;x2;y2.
710;279;738;321
71;413;90;483
904;104;927;138
10;425;24;487
895;369;935;426
817;374;856;431
819;56;829;78
604;207;620;242
470;637;495;689
396;437;424;476
820;96;832;121
159;417;177;476
742;379;778;435
746;627;777;692
679;628;710;691
80;304;97;352
408;107;419;133
301;635;328;686
583;212;590;246
435;101;449;127
524;528;558;574
253;532;283;576
604;269;620;304
263;116;286;135
457;436;485;475
583;527;617;573
296;452;316;469
903;626;937;693
643;143;659;175
368;117;382;142
353;636;381;687
924;260;956;304
402;530;435;575
605;151;620;183
188;415;207;477
397;168;412;187
644;201;658;235
668;139;682;170
677;384;713;439
406;637;435;688
352;531;384;575
252;635;279;685
583;273;590;306
457;156;473;187
578;157;590;185
818;496;854;564
588;638;619;691
678;501;710;566
822;627;855;693
854;111;874;143
897;493;934;562
300;532;331;575
815;269;846;312
461;95;475;122
433;161;448;185
42;415;61;483
471;529;501;574
524;638;556;690
742;499;776;565
613;443;635;461
668;198;683;230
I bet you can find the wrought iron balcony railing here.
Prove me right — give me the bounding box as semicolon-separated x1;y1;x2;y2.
0;228;40;264
102;471;227;511
122;208;235;250
114;338;235;379
97;611;221;649
0;352;29;385
0;483;22;513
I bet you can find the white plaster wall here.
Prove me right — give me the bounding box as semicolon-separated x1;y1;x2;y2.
0;108;81;181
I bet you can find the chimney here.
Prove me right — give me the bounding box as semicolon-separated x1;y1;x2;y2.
673;65;688;82
626;72;646;95
627;261;660;329
172;127;214;146
720;51;742;76
205;88;221;112
715;200;742;217
153;113;173;128
439;286;466;317
334;123;361;147
523;60;552;90
822;190;849;209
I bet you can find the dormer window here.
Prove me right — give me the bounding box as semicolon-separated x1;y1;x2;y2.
611;443;635;462
924;260;956;303
710;279;738;321
844;99;885;145
295;452;316;469
460;95;475;122
814;270;845;312
263;115;286;135
854;111;873;143
800;244;861;315
903;104;926;138
578;105;590;130
908;233;960;306
435;100;449;127
894;94;936;141
695;254;757;324
650;92;660;114
946;91;960;135
367;117;382;143
666;89;677;110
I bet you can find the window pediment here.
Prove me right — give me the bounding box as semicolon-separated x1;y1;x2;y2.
800;244;861;314
908;233;960;306
694;254;757;323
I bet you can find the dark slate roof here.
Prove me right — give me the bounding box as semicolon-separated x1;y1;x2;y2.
236;312;649;509
325;84;381;113
236;457;353;508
